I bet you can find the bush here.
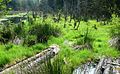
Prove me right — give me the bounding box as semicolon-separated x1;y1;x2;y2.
29;23;61;43
0;24;15;43
14;23;24;36
24;35;37;46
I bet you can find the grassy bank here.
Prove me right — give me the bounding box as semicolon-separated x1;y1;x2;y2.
0;15;120;71
47;20;120;68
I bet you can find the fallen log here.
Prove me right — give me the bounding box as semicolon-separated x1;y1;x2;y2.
0;44;60;74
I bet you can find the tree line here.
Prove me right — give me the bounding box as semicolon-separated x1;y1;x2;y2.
8;0;120;18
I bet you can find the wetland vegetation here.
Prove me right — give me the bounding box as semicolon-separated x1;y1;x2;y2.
0;0;120;74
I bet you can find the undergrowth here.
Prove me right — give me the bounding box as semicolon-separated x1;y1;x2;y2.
0;15;120;73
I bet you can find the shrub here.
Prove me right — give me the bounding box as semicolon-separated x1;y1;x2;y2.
14;23;24;36
0;24;15;43
29;23;61;43
24;35;37;46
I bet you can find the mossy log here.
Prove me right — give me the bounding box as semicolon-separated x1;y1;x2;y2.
0;45;60;74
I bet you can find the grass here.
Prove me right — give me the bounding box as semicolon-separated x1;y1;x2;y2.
0;44;45;67
0;16;120;73
47;19;120;68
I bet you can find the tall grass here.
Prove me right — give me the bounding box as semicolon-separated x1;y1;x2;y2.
109;14;120;38
0;44;41;68
29;23;61;43
0;15;120;73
